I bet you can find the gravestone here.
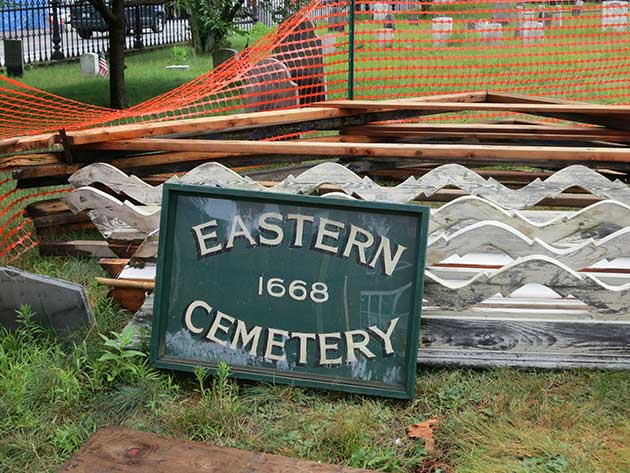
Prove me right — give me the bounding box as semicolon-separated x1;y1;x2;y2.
481;22;504;45
3;39;24;77
322;35;336;54
212;48;238;68
373;2;389;22
523;20;544;44
328;6;345;32
432;17;453;47
0;267;93;334
376;27;395;48
602;1;629;32
273;19;327;105
492;2;513;24
80;52;99;76
515;9;536;37
243;58;299;113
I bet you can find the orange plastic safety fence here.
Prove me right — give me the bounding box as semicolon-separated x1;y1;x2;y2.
2;0;630;260
0;175;70;263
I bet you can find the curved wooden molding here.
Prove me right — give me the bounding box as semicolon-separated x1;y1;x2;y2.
431;196;630;242
63;187;160;235
425;255;630;313
428;221;630;268
69;162;262;205
68;162;630;209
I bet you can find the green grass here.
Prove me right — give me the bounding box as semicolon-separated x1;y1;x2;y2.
16;22;274;108
1;253;629;473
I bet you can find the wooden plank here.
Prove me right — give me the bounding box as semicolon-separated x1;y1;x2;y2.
0;152;62;171
38;240;140;258
38;240;118;258
324;100;630;115
343;124;630;143
0;133;58;154
419;316;630;369
60;427;373;473
89;138;630;165
325;99;630;130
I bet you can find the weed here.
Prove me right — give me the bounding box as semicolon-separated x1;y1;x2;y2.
97;327;147;383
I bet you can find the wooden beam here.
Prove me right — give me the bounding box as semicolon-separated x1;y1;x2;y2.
343;124;630;142
38;240;118;258
324;99;630;115
0;132;58;154
60;427;374;473
89;138;630;164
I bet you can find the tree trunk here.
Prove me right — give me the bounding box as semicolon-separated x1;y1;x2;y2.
109;0;127;109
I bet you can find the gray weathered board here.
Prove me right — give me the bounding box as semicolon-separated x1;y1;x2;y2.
64;162;630;369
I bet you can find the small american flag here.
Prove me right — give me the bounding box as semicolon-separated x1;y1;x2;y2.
98;51;108;77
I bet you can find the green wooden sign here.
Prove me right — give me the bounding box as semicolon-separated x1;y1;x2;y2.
150;184;429;399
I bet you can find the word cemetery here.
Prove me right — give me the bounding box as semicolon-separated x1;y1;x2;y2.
151;186;429;398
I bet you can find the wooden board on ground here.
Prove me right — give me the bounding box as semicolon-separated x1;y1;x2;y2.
60;427;374;473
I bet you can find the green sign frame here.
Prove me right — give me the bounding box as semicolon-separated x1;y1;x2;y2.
150;184;429;399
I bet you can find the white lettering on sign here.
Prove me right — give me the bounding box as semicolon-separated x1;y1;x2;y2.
182;300;401;366
192;213;408;276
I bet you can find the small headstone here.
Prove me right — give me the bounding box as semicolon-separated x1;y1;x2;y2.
80;52;99;76
523;21;544;44
376;27;395;48
432;17;453;47
480;22;504;45
373;2;389;22
492;2;513;24
322;35;336;55
272;19;327;105
602;1;629;32
212;48;238;68
4;39;24;77
244;58;299;113
0;267;93;334
515;9;536;37
328;6;345;32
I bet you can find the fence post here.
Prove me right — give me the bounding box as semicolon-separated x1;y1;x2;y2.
50;0;65;60
133;6;144;49
348;0;356;99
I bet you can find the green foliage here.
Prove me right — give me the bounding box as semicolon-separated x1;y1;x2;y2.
97;327;147;383
258;0;310;22
171;45;192;64
177;0;246;54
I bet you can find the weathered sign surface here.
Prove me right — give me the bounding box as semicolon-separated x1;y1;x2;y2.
151;185;429;398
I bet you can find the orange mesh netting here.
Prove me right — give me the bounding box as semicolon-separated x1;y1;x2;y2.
2;0;630;261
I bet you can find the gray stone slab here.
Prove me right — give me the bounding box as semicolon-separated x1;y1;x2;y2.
212;48;238;68
492;2;513;24
244;57;299;113
0;266;93;334
272;19;327;105
4;39;24;77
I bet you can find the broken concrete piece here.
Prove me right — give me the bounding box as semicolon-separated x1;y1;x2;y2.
0;267;94;334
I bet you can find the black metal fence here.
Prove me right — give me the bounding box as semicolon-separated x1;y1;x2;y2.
0;0;277;67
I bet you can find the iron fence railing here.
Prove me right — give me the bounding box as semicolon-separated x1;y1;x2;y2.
0;0;276;67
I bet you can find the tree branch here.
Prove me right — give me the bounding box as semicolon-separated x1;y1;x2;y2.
87;0;116;24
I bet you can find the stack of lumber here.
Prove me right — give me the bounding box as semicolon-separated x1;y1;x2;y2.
3;90;630;241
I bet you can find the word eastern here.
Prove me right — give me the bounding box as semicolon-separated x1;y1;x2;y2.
184;300;400;365
192;212;408;276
